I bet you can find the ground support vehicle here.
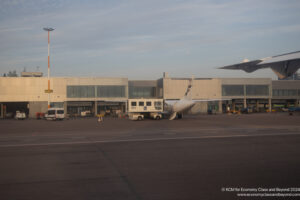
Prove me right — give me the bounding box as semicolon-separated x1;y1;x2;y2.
288;107;300;115
150;112;163;120
36;112;45;119
128;99;163;121
15;111;26;120
128;113;144;121
45;108;65;120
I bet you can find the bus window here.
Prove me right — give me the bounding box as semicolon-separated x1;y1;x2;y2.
154;101;162;110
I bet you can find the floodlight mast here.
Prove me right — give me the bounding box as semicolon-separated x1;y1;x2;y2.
43;27;54;109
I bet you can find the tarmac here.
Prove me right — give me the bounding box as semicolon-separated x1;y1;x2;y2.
0;113;300;199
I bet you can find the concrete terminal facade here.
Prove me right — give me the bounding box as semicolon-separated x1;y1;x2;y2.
0;74;300;118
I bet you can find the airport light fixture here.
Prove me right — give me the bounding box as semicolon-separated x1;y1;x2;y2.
43;27;54;109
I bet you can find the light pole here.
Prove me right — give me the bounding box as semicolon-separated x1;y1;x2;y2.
43;27;54;109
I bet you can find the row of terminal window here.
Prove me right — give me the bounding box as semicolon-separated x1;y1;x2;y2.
131;101;162;107
272;89;300;96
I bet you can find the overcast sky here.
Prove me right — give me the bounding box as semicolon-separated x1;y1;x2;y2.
1;0;300;79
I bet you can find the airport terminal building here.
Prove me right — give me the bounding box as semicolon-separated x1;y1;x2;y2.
0;73;300;118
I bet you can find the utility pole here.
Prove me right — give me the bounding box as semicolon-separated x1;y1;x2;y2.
43;27;54;109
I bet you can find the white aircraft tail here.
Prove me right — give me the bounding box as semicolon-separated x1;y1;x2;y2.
183;76;194;100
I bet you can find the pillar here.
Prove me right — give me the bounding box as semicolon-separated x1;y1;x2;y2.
243;85;247;108
232;100;236;111
64;101;67;116
268;98;272;112
218;100;222;113
94;86;98;117
256;100;259;112
94;101;98;116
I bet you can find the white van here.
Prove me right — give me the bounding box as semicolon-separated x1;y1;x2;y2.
45;108;65;120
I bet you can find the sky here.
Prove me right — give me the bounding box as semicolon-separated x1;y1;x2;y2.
0;0;300;80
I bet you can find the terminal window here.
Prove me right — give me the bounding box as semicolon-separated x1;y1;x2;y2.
97;86;125;98
129;86;156;98
67;86;95;98
67;85;125;98
246;85;269;96
273;89;298;96
222;85;244;96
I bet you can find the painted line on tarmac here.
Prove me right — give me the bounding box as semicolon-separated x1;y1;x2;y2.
0;132;300;148
0;127;299;139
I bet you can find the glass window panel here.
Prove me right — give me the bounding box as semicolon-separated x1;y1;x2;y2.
154;101;162;110
288;89;297;96
222;85;244;96
57;110;64;114
50;102;64;108
129;86;156;98
246;85;269;96
67;86;95;98
97;86;125;97
272;89;278;96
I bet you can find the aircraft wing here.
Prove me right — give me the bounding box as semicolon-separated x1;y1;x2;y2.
219;51;300;79
165;98;229;105
191;98;230;102
219;60;263;73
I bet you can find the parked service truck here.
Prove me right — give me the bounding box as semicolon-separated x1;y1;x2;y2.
128;99;163;120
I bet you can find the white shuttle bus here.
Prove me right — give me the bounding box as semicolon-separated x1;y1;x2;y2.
128;99;163;120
